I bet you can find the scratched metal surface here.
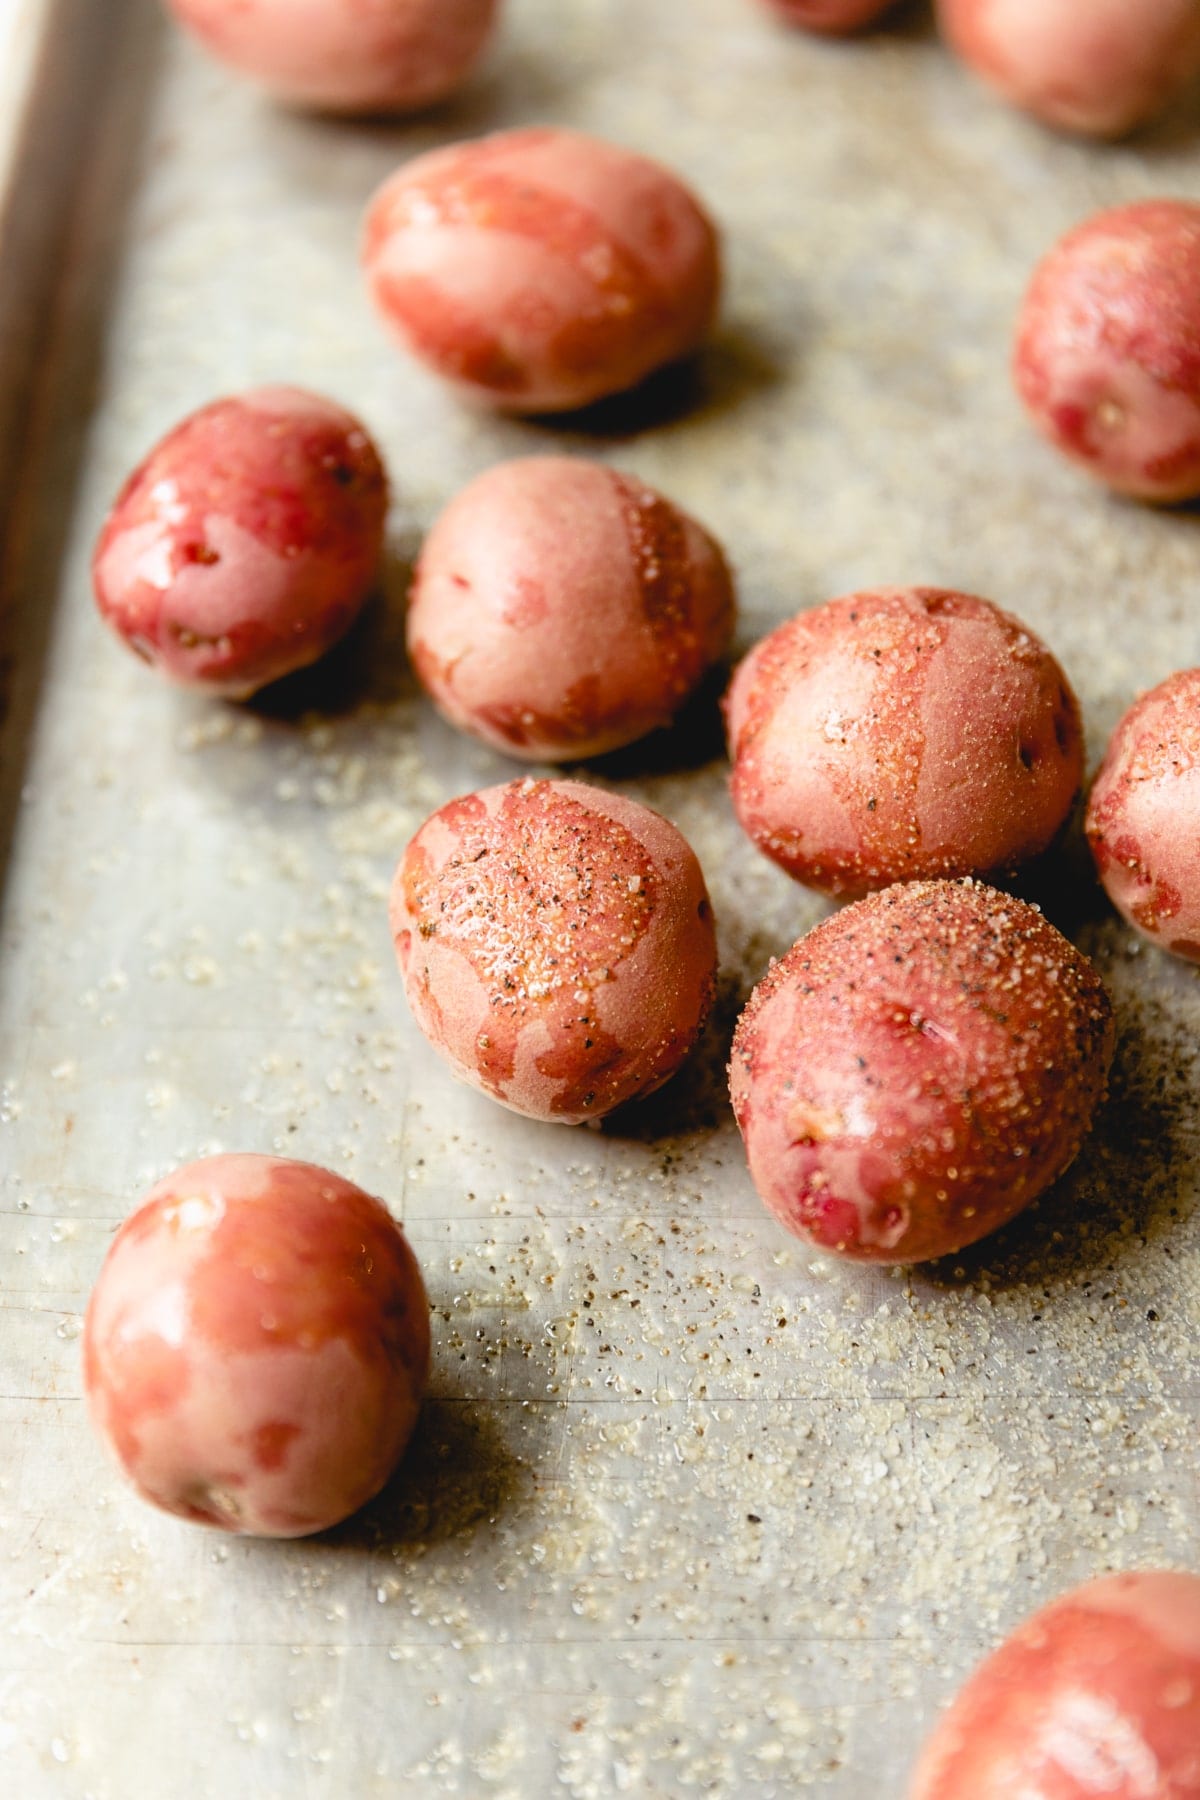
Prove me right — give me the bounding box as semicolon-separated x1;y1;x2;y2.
2;1;1199;1794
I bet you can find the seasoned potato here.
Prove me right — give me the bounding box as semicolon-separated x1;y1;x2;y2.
1015;201;1200;503
83;1155;430;1538
391;779;718;1122
760;0;897;33
92;387;387;697
408;456;735;760
729;880;1114;1264
362;128;721;413
937;0;1200;138
1087;667;1200;963
165;0;499;114
726;588;1082;898
909;1570;1200;1797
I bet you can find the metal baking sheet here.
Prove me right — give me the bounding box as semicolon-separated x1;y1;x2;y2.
2;1;1199;1794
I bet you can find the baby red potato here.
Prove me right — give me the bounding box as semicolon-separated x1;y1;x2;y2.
760;0;897;34
408;456;735;759
909;1570;1200;1798
937;0;1200;139
1086;668;1200;963
1015;202;1200;503
391;778;718;1122
726;587;1082;898
93;387;387;697
83;1155;430;1538
729;880;1114;1264
362;127;721;414
164;0;499;114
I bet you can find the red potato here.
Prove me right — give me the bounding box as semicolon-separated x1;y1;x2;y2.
83;1155;430;1538
726;588;1082;899
93;387;388;697
937;0;1200;139
164;0;499;114
729;880;1114;1264
408;456;735;760
909;1570;1200;1798
1014;202;1200;504
1086;668;1200;963
362;128;721;414
760;0;897;34
391;778;718;1122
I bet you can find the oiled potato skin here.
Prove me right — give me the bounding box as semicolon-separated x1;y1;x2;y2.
166;0;499;113
762;0;896;33
92;387;387;696
937;0;1200;138
1087;668;1200;962
408;456;735;759
729;881;1114;1264
362;128;721;413
391;779;718;1123
726;588;1082;898
909;1570;1200;1798
1015;202;1200;503
83;1155;430;1538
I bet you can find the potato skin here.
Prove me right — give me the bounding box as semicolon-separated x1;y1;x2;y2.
391;779;718;1123
729;880;1114;1264
165;0;499;114
92;387;387;697
760;0;897;34
937;0;1200;138
1086;668;1200;963
362;128;721;414
909;1570;1200;1798
408;456;735;760
1014;202;1200;503
726;588;1082;898
82;1155;430;1538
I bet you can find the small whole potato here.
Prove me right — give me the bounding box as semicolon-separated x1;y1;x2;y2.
729;880;1114;1263
93;387;388;697
408;456;736;759
726;587;1082;898
391;778;718;1122
909;1570;1200;1798
1015;201;1200;503
937;0;1200;138
83;1155;430;1538
362;128;721;413
759;0;897;34
164;0;499;114
1086;667;1200;962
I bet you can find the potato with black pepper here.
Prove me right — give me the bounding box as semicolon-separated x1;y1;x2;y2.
391;779;718;1123
729;880;1114;1264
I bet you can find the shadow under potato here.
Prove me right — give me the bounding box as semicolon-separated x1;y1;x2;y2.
243;542;419;723
1004;802;1113;943
604;965;750;1145
581;659;733;782
317;1397;531;1556
530;326;784;444
917;1002;1194;1295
